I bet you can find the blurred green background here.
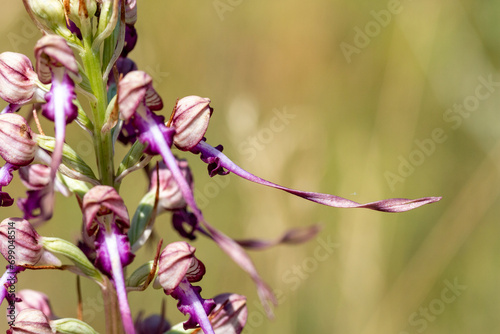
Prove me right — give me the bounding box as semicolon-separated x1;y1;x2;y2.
1;0;500;333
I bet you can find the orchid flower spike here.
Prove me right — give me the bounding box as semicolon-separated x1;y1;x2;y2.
155;242;216;334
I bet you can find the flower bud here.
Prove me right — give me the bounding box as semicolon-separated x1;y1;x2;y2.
211;294;248;334
135;313;171;334
34;35;80;84
82;186;130;236
0;114;37;166
118;71;163;121
66;0;98;27
125;0;137;25
7;309;53;334
14;289;56;320
155;242;206;294
19;164;50;191
0;218;61;267
50;318;99;334
122;24;138;57
0;52;44;105
25;0;71;39
170;96;213;151
149;159;193;212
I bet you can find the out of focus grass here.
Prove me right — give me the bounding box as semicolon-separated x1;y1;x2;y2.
1;0;500;333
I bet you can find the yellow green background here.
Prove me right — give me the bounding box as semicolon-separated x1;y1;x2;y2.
1;0;499;333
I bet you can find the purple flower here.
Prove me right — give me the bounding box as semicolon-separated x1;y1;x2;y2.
82;185;133;274
34;35;80;211
17;164;70;223
81;186;136;334
156;242;215;333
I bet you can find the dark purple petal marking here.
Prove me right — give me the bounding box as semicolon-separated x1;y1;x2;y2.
0;163;18;207
195;141;442;213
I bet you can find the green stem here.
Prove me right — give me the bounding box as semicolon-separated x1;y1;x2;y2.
80;35;115;187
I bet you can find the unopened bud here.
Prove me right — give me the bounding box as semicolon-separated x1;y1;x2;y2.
66;0;97;27
50;318;99;334
0;52;44;105
0;114;37;166
7;309;53;334
25;0;71;39
155;242;206;294
125;0;137;25
149;159;193;212
0;218;61;267
135;313;170;334
118;71;163;121
170;96;213;151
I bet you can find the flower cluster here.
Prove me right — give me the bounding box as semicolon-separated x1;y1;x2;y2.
0;1;440;333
